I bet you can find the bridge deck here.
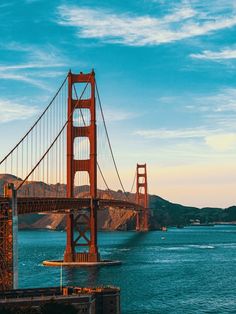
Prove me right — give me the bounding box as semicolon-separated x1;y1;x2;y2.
0;197;143;215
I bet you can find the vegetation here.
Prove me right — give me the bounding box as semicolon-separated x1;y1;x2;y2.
150;195;236;227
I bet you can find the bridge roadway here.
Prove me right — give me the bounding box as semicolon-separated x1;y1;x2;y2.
0;197;143;215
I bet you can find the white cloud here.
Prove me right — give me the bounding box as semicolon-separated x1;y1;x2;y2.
141;88;236;153
0;99;38;122
0;43;67;90
57;5;236;46
103;108;139;122
207;89;236;112
134;127;215;139
205;133;236;151
190;49;236;60
164;88;236;115
0;63;64;71
135;125;236;152
0;72;50;90
192;88;236;114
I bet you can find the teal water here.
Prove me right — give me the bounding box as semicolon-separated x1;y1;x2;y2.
18;226;236;313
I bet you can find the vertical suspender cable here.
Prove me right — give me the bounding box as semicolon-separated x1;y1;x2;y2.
95;81;127;198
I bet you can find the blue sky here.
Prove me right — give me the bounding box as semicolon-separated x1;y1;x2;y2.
1;0;236;207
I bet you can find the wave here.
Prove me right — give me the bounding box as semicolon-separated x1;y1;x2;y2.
187;244;215;249
162;246;189;251
149;244;215;251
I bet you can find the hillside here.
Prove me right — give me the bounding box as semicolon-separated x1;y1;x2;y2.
1;174;236;230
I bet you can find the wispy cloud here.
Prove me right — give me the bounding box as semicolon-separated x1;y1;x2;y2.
0;63;64;71
134;127;216;139
160;88;236;115
57;5;236;46
140;88;236;152
0;99;38;123
135;127;236;152
204;88;236;112
0;43;67;90
0;72;50;90
205;133;236;151
190;48;236;60
183;88;236;115
103;108;139;122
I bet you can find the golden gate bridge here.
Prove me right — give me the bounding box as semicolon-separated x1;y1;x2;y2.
0;70;149;291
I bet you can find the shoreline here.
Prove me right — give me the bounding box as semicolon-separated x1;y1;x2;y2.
18;222;236;232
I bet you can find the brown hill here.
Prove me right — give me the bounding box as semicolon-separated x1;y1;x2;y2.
0;174;139;231
3;174;235;230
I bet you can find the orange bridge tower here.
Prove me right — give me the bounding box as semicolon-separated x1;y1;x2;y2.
64;70;99;263
136;164;149;231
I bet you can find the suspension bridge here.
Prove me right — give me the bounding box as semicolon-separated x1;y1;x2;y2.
0;70;149;291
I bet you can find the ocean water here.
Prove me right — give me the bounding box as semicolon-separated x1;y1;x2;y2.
18;226;236;313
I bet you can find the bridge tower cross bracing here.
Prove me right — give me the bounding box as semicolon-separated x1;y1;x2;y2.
64;70;100;263
136;164;149;231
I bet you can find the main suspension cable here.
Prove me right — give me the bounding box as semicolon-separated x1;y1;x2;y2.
130;170;136;194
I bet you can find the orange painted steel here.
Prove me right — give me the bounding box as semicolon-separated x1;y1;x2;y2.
0;193;142;288
0;186;14;291
136;164;149;231
64;70;99;263
0;193;142;290
0;69;149;290
0;197;143;215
